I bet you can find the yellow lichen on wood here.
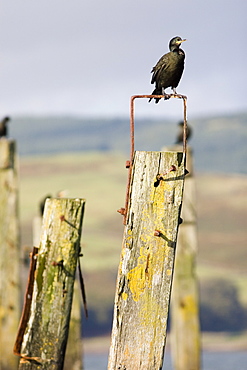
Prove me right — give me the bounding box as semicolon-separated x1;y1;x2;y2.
127;247;148;302
108;151;185;370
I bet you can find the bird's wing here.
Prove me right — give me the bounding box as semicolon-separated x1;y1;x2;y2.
150;53;169;84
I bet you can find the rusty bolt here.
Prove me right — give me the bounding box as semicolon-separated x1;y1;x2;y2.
125;160;131;169
154;229;162;237
158;165;177;180
117;208;126;216
51;259;64;267
169;165;177;172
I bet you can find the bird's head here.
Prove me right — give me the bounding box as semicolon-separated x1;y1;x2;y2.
3;116;10;123
169;36;186;51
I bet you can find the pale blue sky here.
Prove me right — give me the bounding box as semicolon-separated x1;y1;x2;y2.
1;0;246;118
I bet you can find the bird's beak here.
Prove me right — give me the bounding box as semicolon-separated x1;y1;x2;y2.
177;39;186;44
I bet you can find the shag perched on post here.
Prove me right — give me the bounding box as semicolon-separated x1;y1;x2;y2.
0;116;10;138
149;36;186;103
175;121;192;144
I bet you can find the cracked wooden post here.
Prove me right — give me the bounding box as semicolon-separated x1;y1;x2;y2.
32;202;83;370
0;139;20;370
169;146;201;370
17;198;85;370
108;150;185;370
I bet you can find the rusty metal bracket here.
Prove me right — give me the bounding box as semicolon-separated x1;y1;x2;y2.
78;258;88;318
118;93;188;225
13;247;39;359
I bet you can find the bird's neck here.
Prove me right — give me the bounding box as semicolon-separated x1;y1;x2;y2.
172;48;184;56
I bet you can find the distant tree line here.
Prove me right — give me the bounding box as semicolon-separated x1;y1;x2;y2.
199;278;247;332
10;113;247;174
82;278;247;337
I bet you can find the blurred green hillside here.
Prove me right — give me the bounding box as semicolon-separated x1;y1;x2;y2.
11;111;247;341
10;112;247;174
19;151;247;338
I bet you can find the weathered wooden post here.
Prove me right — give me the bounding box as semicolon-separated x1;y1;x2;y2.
169;146;201;370
0;138;20;370
15;198;85;370
108;150;185;369
32;198;83;370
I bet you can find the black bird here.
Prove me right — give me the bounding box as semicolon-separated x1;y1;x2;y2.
149;36;186;103
0;116;10;138
175;121;192;144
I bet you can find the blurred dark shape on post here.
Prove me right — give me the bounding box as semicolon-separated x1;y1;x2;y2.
0;116;10;138
175;120;192;144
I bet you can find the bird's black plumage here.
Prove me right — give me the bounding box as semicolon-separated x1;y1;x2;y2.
175;121;192;144
0;116;10;138
149;36;186;103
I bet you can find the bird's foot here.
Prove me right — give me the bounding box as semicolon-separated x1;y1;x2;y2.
163;94;170;100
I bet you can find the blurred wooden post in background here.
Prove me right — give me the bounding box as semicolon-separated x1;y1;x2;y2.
169;146;201;370
33;199;83;370
63;279;83;370
17;198;85;370
0;139;20;369
108;151;185;370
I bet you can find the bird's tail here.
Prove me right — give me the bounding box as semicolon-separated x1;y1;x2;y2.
148;88;162;103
